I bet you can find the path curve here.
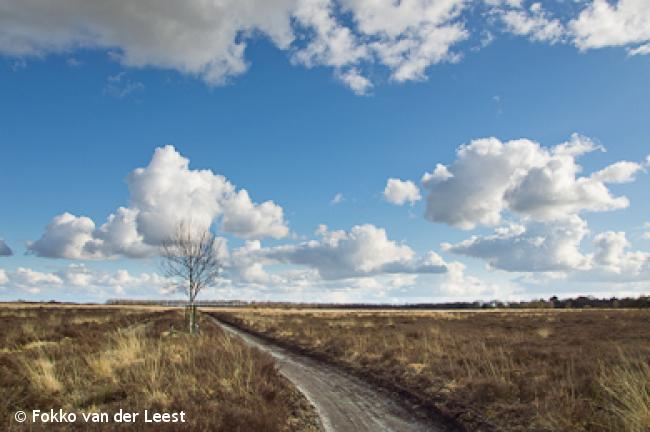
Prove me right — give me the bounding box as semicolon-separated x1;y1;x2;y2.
209;316;447;432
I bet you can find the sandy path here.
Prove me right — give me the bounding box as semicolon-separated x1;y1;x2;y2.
209;316;447;432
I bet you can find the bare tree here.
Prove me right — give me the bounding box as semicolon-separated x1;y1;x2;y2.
160;222;222;334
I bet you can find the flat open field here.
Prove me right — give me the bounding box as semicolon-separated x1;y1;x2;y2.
210;308;650;432
0;305;320;431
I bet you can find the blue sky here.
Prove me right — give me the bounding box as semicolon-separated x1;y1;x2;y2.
1;0;649;302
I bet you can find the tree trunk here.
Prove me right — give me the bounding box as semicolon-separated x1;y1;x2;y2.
191;303;197;335
188;301;195;335
189;278;195;335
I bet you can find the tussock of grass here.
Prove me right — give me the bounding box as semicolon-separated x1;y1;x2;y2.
87;353;115;381
598;355;650;432
21;353;62;394
86;326;146;381
111;325;146;365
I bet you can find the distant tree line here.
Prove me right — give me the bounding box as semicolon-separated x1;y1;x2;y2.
104;299;249;307
102;295;650;309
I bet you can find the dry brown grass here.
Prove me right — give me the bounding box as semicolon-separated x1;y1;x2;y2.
21;353;63;394
597;353;650;432
1;306;321;431
210;308;650;432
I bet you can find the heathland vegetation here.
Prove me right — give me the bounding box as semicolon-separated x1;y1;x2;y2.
1;305;320;431
211;308;650;432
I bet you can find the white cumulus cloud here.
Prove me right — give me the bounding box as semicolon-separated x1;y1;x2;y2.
229;223;447;281
343;0;468;82
9;268;64;294
570;0;650;53
0;265;170;296
443;218;650;283
28;145;289;259
489;0;650;57
0;0;470;93
27;213;99;259
0;269;8;285
590;160;645;184
220;189;290;240
2;0;649;93
0;0;298;85
442;216;591;272
336;68;373;95
589;231;650;278
422;134;640;229
439;261;515;298
383;178;422;206
500;2;565;43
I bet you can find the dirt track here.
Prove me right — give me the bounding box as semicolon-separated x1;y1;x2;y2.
210;316;447;432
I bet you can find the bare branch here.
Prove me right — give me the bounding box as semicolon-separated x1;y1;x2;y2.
159;221;222;304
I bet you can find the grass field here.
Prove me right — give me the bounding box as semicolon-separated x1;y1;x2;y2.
211;308;650;432
0;305;321;431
